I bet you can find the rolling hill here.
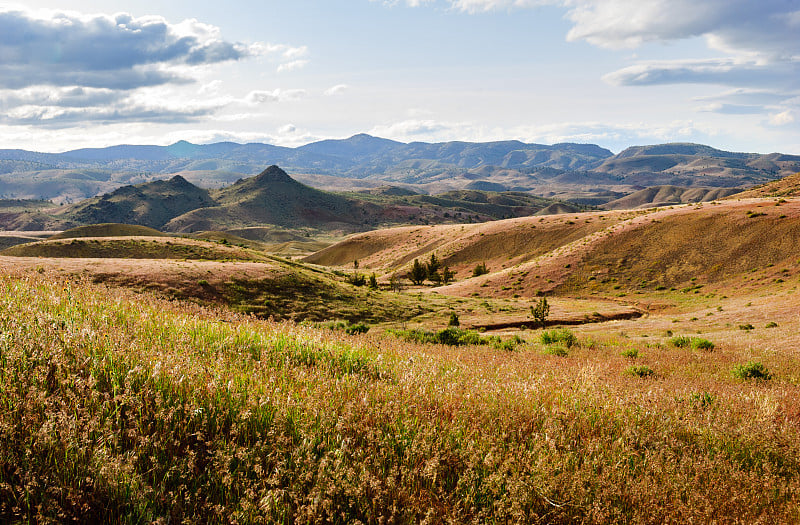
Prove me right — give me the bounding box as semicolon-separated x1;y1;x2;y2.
62;175;216;229
0;236;268;261
602;185;742;209
728;171;800;198
307;195;800;301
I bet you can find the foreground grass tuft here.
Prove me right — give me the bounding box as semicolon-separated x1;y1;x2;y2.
732;361;772;380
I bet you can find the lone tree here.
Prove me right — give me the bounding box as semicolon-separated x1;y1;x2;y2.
441;266;455;284
426;253;441;276
531;296;550;329
448;311;460;327
409;259;427;285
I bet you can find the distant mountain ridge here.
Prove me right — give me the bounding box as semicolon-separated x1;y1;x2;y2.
1;135;799;205
0;134;613;174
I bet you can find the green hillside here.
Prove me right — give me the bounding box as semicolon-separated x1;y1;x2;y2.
61;175;216;229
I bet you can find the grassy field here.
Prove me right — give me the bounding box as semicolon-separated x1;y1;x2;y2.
1;265;799;523
3;195;800;522
0;236;270;261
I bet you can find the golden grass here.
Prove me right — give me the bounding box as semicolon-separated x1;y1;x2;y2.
48;223;168;239
0;236;268;261
1;266;799;522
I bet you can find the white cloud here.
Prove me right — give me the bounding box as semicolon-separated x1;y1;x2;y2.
395;0;800;103
324;84;349;96
769;110;796;127
603;58;799;88
431;0;800;61
277;59;310;73
447;0;548;13
696;103;766;115
369;119;469;140
0;6;310;126
245;89;307;104
0;7;263;89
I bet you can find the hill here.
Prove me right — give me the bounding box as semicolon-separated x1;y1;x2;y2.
0;166;586;234
3;214;800;522
164;166;378;232
728;171;800;198
49;223;167;239
308;197;800;301
592;143;800;188
0;236;268;261
60;175;215;229
602;185;741;210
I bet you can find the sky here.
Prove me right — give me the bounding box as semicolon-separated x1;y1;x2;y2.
0;0;798;154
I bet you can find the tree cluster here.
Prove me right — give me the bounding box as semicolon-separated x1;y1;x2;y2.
408;254;454;285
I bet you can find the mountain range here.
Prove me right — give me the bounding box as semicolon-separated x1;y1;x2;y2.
2;134;798;205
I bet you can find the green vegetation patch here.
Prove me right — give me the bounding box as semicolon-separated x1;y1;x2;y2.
669;336;715;351
387;326;494;347
732;361;772;380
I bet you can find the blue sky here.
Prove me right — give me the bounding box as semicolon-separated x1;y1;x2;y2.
0;0;798;153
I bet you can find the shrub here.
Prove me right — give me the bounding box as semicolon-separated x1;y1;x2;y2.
542;344;568;357
441;266;455;284
448;312;460;327
690;338;715;351
732;361;771;380
345;322;370;335
368;273;378;290
472;262;489;277
540;328;576;348
348;273;366;286
738;323;755;331
688;392;715;408
387;327;489;347
670;336;714;351
620;348;639;359
496;337;523;352
626;365;655;378
669;336;692;348
765;321;778;328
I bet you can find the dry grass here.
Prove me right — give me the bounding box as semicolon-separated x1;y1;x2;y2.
1;236;270;261
1;266;799;522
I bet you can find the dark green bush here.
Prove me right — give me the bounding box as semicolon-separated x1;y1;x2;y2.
626;365;655;378
541;328;577;348
345;322;370;335
732;361;771;380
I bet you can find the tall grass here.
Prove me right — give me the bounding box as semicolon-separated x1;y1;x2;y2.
0;270;799;522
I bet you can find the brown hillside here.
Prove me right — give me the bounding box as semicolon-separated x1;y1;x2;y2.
1;236;267;261
307;197;800;301
305;211;632;276
729;172;800;198
444;199;800;298
559;199;800;293
602;185;741;210
49;223;167;239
